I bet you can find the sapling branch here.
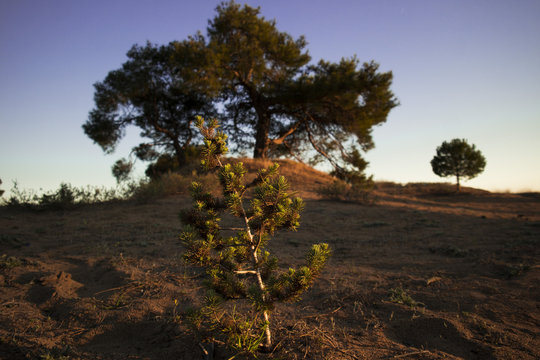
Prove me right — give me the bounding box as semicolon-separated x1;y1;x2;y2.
234;270;257;275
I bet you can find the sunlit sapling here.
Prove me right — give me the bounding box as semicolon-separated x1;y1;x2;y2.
180;117;331;351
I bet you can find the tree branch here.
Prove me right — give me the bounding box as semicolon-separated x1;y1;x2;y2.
269;122;300;146
303;113;343;173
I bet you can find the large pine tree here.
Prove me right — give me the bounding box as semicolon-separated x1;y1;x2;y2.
84;1;398;182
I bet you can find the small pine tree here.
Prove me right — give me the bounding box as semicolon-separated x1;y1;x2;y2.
180;117;331;352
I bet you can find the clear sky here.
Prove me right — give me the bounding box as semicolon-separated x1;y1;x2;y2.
1;0;539;196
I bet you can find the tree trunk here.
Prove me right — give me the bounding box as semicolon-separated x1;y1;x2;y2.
456;174;461;192
253;106;271;159
173;142;187;168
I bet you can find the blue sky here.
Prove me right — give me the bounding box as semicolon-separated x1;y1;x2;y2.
1;0;539;196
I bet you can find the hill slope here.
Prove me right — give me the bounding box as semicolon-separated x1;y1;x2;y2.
0;161;539;359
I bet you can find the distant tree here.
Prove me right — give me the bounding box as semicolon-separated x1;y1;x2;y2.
0;179;4;197
83;40;215;179
430;139;486;191
205;1;398;181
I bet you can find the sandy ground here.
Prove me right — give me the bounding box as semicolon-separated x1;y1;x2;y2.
0;184;539;359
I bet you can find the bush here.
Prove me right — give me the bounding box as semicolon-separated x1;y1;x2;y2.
130;171;220;204
317;179;374;203
145;146;204;180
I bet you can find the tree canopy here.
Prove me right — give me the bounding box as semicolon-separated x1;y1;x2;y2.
430;138;487;191
82;40;214;179
205;1;398;183
83;1;398;183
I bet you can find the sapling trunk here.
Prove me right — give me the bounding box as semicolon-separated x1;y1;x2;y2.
241;203;272;348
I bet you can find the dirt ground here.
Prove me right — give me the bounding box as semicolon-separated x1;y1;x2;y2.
1;178;539;359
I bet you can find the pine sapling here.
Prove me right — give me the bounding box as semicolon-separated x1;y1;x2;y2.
180;117;331;352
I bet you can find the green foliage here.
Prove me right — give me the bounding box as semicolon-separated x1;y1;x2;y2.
0;254;23;269
180;117;330;352
0;179;4;197
206;1;398;178
112;158;133;183
206;0;310;158
431;139;486;191
38;183;76;209
40;352;69;360
145;154;180;180
144;145;203;180
83;41;215;179
389;287;424;308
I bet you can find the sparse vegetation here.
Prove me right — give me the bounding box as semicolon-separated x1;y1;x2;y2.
429;245;469;257
501;263;531;279
389;287;424;308
317;179;374;203
1;181;134;209
180;118;330;353
0;254;22;269
130;170;220;204
0;169;538;359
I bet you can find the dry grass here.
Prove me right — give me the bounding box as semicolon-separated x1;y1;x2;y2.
229;157;335;199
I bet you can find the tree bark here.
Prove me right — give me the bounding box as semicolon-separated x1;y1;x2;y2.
456;174;461;192
172;140;187;167
253;108;271;159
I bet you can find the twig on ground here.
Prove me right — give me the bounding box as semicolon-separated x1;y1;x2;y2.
302;306;342;319
392;350;430;358
315;327;361;360
93;281;142;296
198;342;214;360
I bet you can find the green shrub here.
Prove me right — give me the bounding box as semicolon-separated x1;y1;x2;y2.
389;287;424;308
38;183;76;210
0;254;23;269
317;179;374;203
130;171;220;204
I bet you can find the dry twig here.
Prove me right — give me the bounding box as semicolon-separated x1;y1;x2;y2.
392;350;430;359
